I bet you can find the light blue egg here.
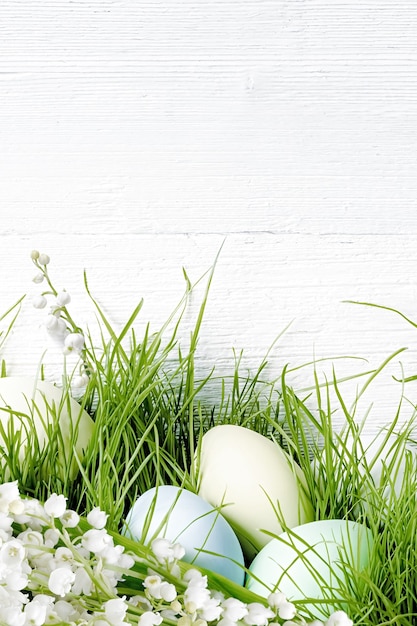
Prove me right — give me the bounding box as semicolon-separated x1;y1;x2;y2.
246;519;374;620
123;485;245;585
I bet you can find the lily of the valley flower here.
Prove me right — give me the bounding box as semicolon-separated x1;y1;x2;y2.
48;567;76;597
151;537;185;564
104;597;129;624
72;372;90;388
325;611;354;626
32;272;44;284
60;509;80;528
56;290;71;306
87;506;108;530
0;481;22;515
32;295;48;309
138;610;163;626
220;597;248;622
44;313;67;336
82;528;113;554
44;493;67;518
243;603;276;626
63;332;85;355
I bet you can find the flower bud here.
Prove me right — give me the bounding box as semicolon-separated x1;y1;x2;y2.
44;315;60;332
32;273;44;284
38;253;50;265
31;250;40;260
56;290;71;306
45;316;68;340
32;295;47;309
72;373;89;389
170;600;182;613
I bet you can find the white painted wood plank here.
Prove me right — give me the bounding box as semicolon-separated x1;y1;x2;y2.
1;0;417;434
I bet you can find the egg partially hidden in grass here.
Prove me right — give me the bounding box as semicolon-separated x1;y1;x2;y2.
196;425;315;560
0;376;94;480
246;519;374;620
123;485;246;585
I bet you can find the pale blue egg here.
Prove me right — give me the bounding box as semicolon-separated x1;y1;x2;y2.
246;519;374;619
123;485;245;585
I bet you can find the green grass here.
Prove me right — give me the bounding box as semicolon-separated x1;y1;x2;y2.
277;365;417;624
2;259;417;623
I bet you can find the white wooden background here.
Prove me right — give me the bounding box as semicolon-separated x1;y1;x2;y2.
1;0;417;434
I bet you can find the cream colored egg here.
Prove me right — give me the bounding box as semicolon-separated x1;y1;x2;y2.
197;424;314;560
0;376;94;479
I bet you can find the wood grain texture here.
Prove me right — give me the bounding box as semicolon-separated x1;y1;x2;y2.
1;0;417;432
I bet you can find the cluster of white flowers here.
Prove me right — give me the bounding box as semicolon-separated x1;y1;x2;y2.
142;538;353;626
30;250;89;388
0;481;354;626
0;481;136;625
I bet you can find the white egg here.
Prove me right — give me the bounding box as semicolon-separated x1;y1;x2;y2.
123;485;245;585
246;519;374;620
0;376;94;479
196;425;314;560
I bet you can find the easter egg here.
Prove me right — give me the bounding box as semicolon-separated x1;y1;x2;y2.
0;376;94;480
196;425;314;560
123;485;245;585
246;519;374;619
